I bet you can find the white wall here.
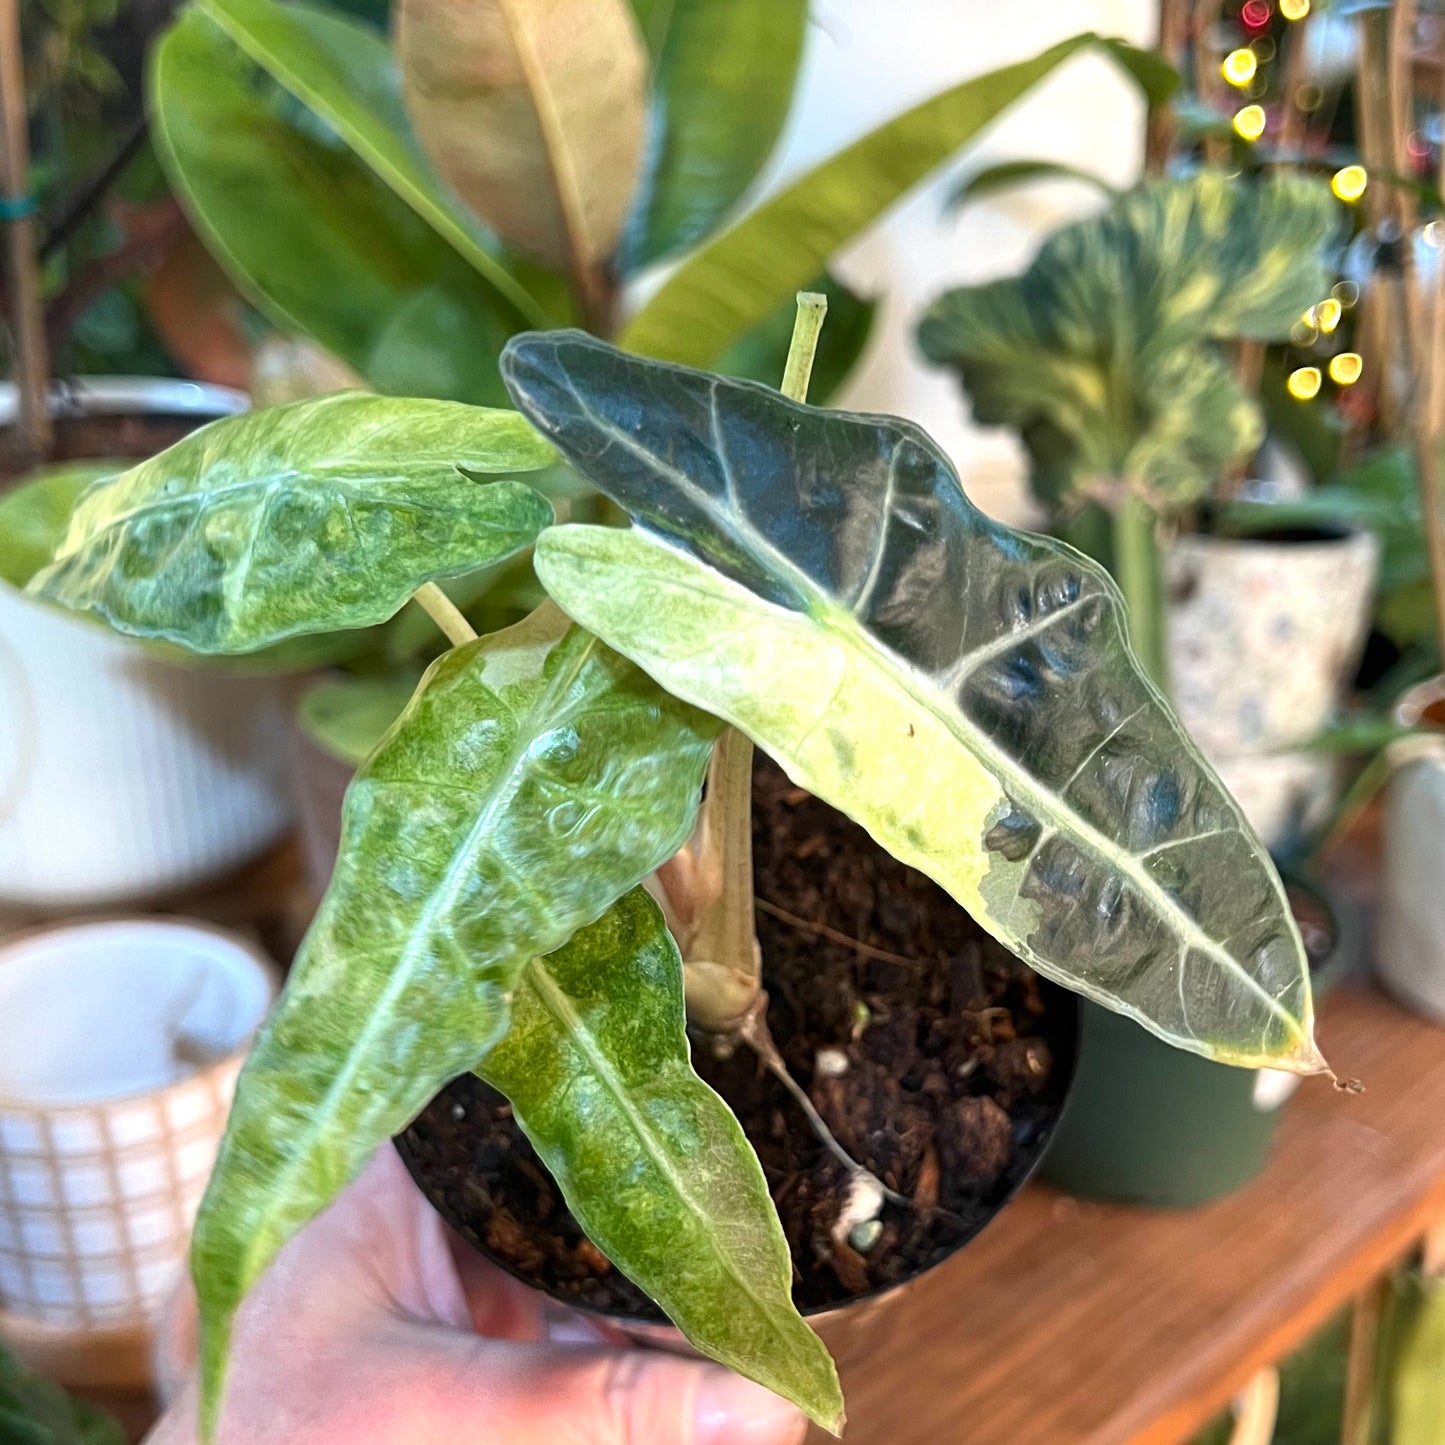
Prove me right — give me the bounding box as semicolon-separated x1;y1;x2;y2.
763;0;1155;524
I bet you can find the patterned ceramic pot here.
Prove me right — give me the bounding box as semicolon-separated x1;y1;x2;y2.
0;379;293;908
0;919;274;1333
1166;528;1379;757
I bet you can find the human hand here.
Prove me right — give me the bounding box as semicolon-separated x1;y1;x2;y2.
147;1146;806;1445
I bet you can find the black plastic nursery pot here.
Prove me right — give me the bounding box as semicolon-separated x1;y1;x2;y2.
1039;877;1358;1209
396;757;1079;1357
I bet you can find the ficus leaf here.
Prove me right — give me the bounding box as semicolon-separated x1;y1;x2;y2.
621;32;1170;368
623;0;808;271
29;393;555;652
503;331;1327;1074
480;887;844;1433
917;171;1337;506
191;604;721;1439
150;6;527;404
396;0;647;273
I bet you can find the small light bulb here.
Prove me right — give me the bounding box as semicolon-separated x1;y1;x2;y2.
1291;321;1319;345
1233;104;1267;141
1280;0;1310;20
1332;165;1368;202
1313;298;1343;333
1329;353;1363;385
1287;366;1323;400
1223;49;1258;87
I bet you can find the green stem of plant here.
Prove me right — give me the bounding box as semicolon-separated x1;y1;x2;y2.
1113;494;1168;693
685;293;828;1031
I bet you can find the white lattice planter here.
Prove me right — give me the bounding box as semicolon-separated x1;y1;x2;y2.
0;919;273;1332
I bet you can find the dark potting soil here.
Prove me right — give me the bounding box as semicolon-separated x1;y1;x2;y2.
0;413;196;488
398;756;1074;1319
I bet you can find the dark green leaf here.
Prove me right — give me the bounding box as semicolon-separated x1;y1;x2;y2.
504;331;1325;1072
150;7;524;403
0;461;114;589
918;172;1337;505
192;604;721;1438
946;158;1116;212
716;272;876;405
621;32;1169;367
481;887;843;1432
30;393;555;652
623;0;807;270
0;1342;127;1445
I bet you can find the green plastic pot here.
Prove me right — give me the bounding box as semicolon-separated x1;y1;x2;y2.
1040;878;1356;1208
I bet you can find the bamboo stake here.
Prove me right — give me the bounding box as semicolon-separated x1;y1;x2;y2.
0;0;51;462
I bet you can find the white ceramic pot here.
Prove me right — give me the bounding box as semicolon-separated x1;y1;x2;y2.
0;379;293;908
1376;677;1445;1023
0;918;274;1330
1166;528;1380;757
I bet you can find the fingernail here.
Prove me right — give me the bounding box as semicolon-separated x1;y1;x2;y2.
693;1370;808;1445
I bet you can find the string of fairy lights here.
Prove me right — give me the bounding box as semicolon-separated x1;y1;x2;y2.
1216;0;1371;406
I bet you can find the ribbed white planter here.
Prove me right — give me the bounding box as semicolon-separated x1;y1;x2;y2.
1376;678;1445;1023
0;918;274;1331
0;379;293;908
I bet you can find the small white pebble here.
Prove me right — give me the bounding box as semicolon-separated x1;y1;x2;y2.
831;1170;886;1247
815;1047;850;1078
848;1219;884;1253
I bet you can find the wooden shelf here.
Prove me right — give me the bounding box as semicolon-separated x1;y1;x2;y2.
824;986;1445;1445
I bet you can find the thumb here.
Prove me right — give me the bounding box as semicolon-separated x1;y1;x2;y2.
402;1329;809;1445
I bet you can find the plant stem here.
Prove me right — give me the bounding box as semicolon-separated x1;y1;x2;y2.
678;292;828;1032
1113;493;1168;692
0;0;52;462
414;581;478;648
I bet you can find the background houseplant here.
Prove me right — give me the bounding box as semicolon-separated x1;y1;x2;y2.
28;300;1329;1435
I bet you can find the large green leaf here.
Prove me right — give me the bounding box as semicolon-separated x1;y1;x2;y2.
0;461;115;589
623;0;807;271
150;7;523;404
503;331;1325;1073
191;604;720;1438
193;0;545;324
917;171;1337;507
396;0;646;273
29;393;554;652
621;32;1169;367
481;887;843;1432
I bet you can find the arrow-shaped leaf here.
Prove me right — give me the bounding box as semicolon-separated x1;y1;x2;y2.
191;604;720;1438
502;331;1326;1074
481;886;843;1433
29;393;555;652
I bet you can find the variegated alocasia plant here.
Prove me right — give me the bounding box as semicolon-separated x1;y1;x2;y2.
916;171;1336;683
30;326;1327;1442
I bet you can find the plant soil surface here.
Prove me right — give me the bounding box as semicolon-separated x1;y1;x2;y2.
1;413;197;488
397;756;1075;1319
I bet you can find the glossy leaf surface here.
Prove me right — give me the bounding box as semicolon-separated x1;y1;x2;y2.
622;33;1169;367
297;673;419;766
192;605;720;1437
30;393;554;652
918;172;1336;506
151;7;523;404
504;332;1325;1073
481;888;843;1432
623;0;807;270
397;0;646;270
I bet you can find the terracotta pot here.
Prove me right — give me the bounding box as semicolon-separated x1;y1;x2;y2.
1166;527;1379;756
0;918;274;1337
1375;677;1445;1023
0;379;293;909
